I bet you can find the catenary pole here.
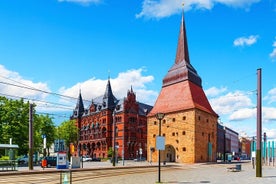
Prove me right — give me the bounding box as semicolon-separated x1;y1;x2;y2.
256;68;262;177
29;103;34;170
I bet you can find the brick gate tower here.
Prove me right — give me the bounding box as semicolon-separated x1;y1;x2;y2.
147;12;218;163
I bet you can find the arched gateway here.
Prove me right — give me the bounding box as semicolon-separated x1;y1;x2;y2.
163;144;176;162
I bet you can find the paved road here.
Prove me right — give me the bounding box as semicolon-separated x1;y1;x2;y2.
1;161;276;184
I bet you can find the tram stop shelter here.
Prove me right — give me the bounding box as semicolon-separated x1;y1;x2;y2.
0;143;19;171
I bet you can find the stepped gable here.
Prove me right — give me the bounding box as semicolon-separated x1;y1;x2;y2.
149;11;217;117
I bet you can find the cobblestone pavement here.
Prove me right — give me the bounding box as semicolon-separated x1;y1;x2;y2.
10;161;276;183
83;161;276;184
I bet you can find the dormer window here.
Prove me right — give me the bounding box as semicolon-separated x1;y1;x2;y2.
116;105;120;110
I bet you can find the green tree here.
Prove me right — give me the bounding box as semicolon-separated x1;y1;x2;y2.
0;96;57;157
57;120;78;158
0;97;29;155
34;114;56;156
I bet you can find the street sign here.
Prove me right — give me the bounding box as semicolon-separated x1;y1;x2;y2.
156;136;165;150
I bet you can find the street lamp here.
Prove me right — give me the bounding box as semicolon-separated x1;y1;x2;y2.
112;111;116;167
155;112;165;183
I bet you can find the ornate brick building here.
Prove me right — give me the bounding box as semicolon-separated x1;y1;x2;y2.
147;12;218;163
71;79;152;160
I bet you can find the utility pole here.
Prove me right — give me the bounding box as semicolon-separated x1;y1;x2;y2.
29;103;34;170
256;68;262;177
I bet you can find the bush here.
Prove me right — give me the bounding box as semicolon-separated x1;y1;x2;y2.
0;156;10;161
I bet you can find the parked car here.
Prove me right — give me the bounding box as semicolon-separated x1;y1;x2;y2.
91;157;101;162
40;156;57;167
17;155;37;165
81;155;92;162
17;155;28;164
134;157;146;162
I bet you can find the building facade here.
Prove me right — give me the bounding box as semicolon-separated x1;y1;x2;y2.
225;126;239;156
147;12;218;163
239;136;251;159
71;80;152;160
217;123;225;160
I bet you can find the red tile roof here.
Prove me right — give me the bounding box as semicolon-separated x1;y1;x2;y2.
148;80;217;117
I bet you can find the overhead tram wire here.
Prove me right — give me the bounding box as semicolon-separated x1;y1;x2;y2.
36;111;71;119
215;72;256;90
0;80;92;104
0;92;75;111
0;78;114;107
0;92;73;120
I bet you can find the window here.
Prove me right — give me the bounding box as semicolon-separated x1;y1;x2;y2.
182;131;186;135
115;126;118;137
172;118;176;122
154;121;157;125
182;116;186;120
182;147;186;152
198;116;201;121
172;132;175;136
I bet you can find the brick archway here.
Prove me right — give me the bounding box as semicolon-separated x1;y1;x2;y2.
164;144;176;162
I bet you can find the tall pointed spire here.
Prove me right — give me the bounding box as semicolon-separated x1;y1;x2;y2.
175;9;190;64
103;78;117;109
75;90;84;118
162;9;202;87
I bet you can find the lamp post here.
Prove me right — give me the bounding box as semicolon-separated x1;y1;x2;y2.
155;112;165;183
112;111;116;167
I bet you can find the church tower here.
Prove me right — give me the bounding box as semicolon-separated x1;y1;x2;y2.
147;12;218;163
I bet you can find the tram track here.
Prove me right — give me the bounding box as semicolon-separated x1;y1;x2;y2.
0;165;182;184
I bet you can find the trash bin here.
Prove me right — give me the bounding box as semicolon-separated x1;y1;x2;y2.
42;159;47;168
236;164;241;171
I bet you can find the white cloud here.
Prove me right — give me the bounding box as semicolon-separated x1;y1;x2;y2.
269;38;276;59
59;68;157;106
233;35;259;47
215;0;260;8
264;128;276;140
229;107;255;121
136;0;260;19
205;86;227;97
209;91;253;115
0;64;50;100
263;107;276;122
58;0;101;5
270;48;276;59
264;88;276;104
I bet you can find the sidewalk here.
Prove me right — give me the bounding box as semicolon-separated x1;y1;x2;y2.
77;161;276;184
156;161;276;184
2;161;276;184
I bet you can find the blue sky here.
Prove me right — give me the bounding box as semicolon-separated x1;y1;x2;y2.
0;0;276;140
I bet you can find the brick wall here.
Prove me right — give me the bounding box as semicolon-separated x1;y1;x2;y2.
148;109;217;163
